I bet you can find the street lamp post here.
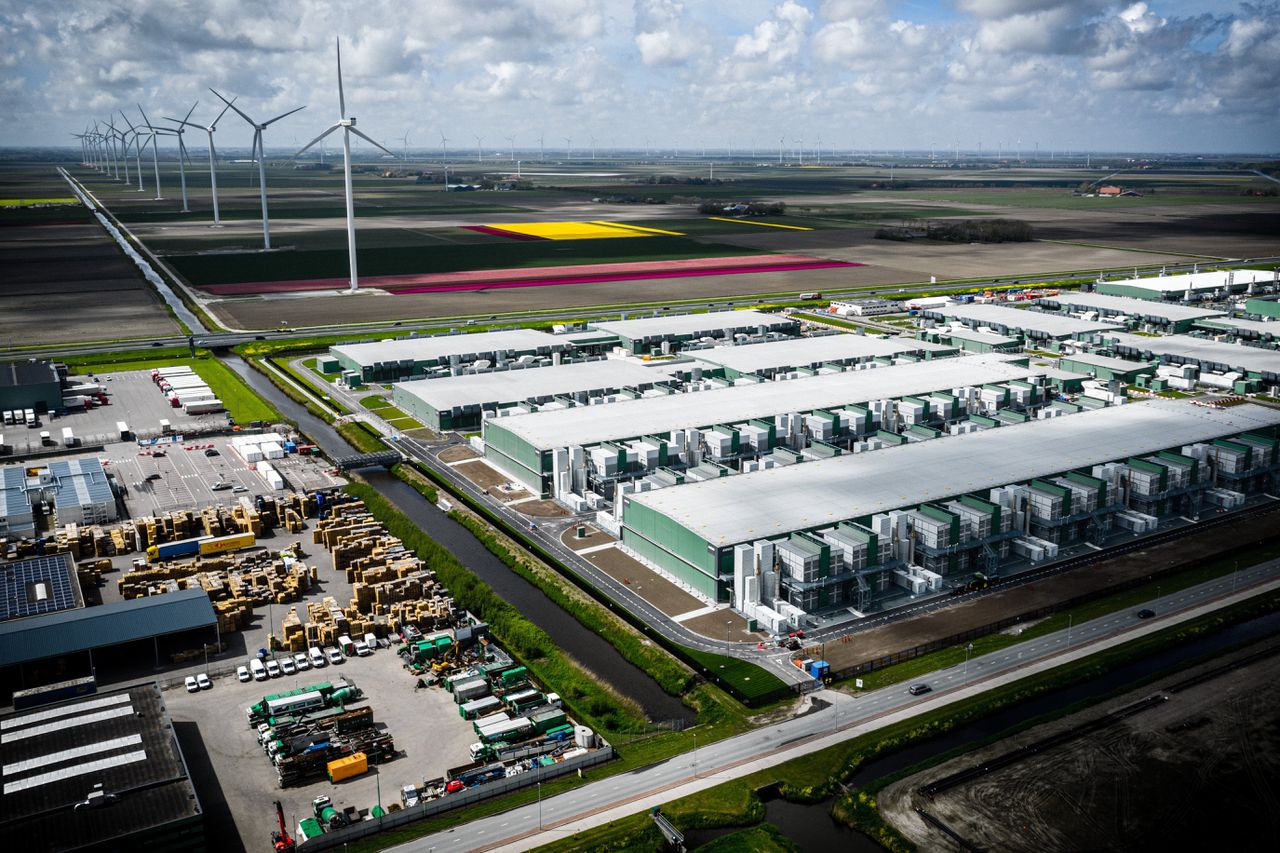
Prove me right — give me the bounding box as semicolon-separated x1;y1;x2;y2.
537;780;542;828
964;642;973;679
726;619;732;651
692;732;697;777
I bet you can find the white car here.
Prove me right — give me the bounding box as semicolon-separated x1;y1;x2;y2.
326;647;344;665
293;652;311;671
236;665;251;683
265;660;281;678
184;675;200;693
354;641;372;657
280;657;297;675
196;673;212;690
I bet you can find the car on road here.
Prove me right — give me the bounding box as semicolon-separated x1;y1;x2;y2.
280;657;297;675
326;647;344;665
265;659;281;678
1137;608;1156;619
236;665;251;682
184;675;200;693
145;473;162;481
293;652;311;671
196;673;212;690
908;683;932;696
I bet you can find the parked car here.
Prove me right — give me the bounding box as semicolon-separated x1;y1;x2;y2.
326;647;344;665
196;673;212;690
354;641;372;657
211;481;232;491
236;665;251;683
308;646;327;668
280;657;297;675
908;683;932;696
265;660;281;678
184;675;200;693
233;485;248;493
204;448;220;456
293;652;311;671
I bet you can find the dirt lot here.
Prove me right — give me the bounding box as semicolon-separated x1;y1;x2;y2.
583;545;707;617
879;644;1280;851
815;508;1280;672
438;444;480;463
560;524;614;552
681;608;765;642
454;458;528;493
513;498;569;517
164;645;477;853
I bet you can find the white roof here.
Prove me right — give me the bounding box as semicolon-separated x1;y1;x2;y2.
1039;292;1226;322
1106;269;1275;294
1102;332;1280;378
589;310;790;341
394;359;676;412
331;329;565;367
1198;316;1280;336
1059;352;1156;373
940;326;1021;345
928;304;1115;338
626;399;1280;547
690;334;954;375
489;355;1045;451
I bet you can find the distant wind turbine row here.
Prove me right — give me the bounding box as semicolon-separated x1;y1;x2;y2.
75;38;390;292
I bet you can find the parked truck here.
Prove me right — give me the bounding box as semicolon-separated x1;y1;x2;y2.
184;399;226;415
453;677;490;704
459;695;503;721
147;531;256;562
477;717;532;745
247;679;360;725
504;689;545;716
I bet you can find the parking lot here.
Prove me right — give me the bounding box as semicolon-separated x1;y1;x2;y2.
164;643;479;852
93;435;345;516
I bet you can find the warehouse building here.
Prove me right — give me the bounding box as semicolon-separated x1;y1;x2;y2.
1057;352;1159;384
920;325;1025;354
1097;332;1280;386
0;682;204;851
618;399;1280;614
1195;315;1280;342
483;355;1066;502
686;333;957;381
391;358;679;432
0;359;62;414
328;329;574;383
1097;269;1277;302
922;303;1115;341
588;310;798;355
1037;292;1226;333
46;458;118;526
1;466;34;537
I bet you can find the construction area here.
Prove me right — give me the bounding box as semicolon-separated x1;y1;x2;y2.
879;642;1280;852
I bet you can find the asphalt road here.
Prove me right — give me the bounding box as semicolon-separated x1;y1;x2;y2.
386;557;1280;853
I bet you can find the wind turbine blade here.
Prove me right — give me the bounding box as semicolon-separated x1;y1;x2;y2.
262;105;305;127
210;98;235;129
120;110;137;132
182;101;199;125
210;89;256;127
348;127;394;157
291;124;340;159
137;104;154;128
335;37;346;118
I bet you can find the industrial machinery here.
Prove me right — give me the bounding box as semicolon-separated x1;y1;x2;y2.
271;800;296;853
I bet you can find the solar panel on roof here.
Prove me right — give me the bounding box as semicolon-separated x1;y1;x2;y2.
0;555;80;621
0;693;132;732
1;705;135;744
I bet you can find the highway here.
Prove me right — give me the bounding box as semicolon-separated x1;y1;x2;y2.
383;558;1280;853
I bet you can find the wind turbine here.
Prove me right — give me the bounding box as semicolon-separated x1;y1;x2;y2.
564;137;572;159
109;123;130;185
505;135;515;162
171;99;234;222
538;133;544;161
399;131;410;166
158;102;199;212
291;37;394;292
474;134;483;164
793;138;804;165
119;112;146;191
590;135;597;161
137;105;170;200
210;88;305;249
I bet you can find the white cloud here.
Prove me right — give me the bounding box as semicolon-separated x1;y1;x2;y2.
732;1;812;65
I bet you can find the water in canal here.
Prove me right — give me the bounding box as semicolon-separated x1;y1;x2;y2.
685;609;1280;849
223;355;694;725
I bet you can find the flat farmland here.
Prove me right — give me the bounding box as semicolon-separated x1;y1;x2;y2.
0;173;182;343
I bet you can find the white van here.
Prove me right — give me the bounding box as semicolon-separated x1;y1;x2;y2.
250;658;268;681
308;646;327;668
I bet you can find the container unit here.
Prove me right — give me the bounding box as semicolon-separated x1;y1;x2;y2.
184;399;226;415
503;688;544;715
327;752;368;783
453;677;490;704
476;716;532;745
528;707;567;734
459;695;503;720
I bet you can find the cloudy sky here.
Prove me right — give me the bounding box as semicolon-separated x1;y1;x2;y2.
2;0;1277;155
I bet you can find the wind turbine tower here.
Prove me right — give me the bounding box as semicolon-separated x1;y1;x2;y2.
211;89;305;249
171;99;234;224
292;37;394;291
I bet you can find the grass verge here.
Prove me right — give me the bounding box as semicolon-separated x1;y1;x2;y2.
336;420;390;454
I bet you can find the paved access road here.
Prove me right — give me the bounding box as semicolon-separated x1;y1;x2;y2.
387;558;1280;853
